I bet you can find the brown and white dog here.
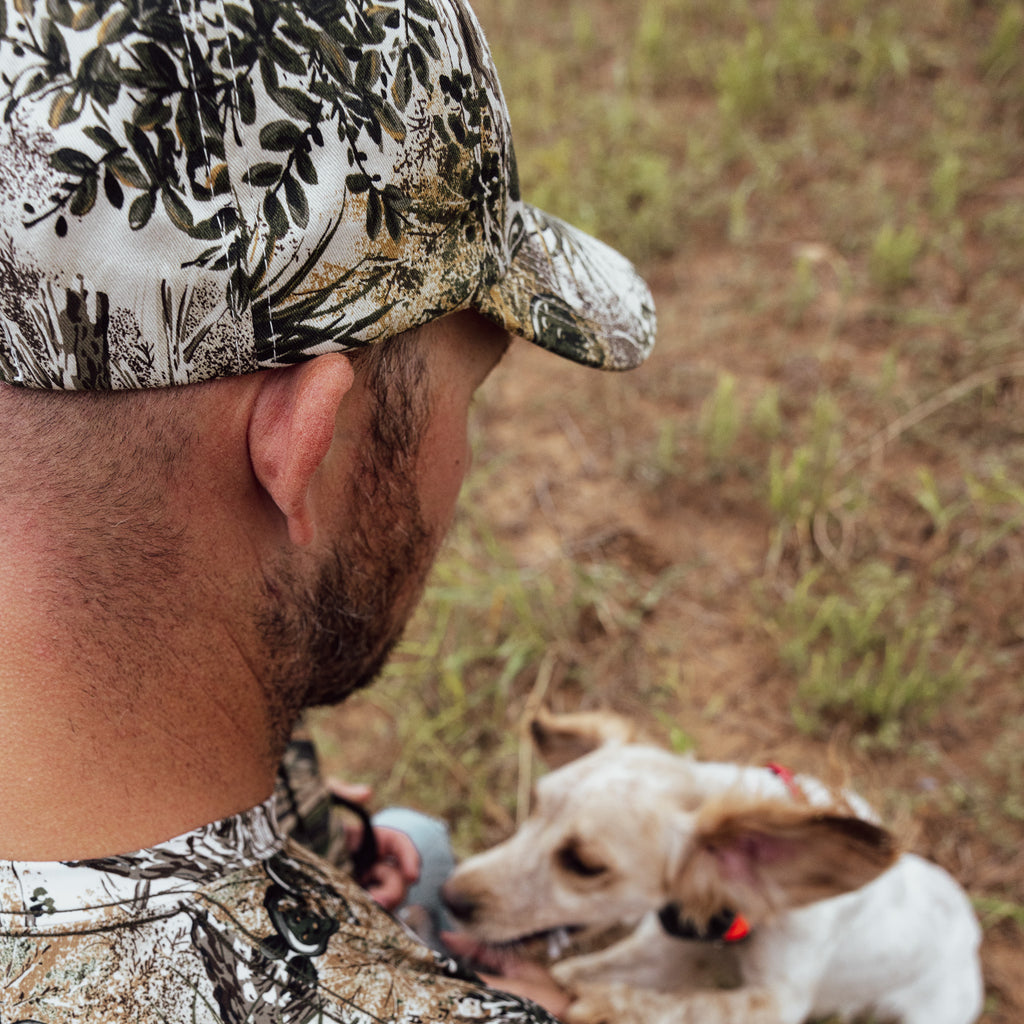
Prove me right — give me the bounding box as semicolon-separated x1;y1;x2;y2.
442;709;983;1024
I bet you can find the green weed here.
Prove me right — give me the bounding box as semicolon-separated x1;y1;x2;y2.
984;718;1024;823
785;250;820;326
930;152;963;222
778;563;973;748
973;895;1024;933
716;27;780;124
727;176;758;243
699;372;743;470
981;2;1024;84
752;385;783;442
629;0;676;89
652;416;683;482
772;0;832;91
764;451;1024;751
914;467;970;536
869;222;923;294
767;393;843;524
844;7;910;97
519;102;681;262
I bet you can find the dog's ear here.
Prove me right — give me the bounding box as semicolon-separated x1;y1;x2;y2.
529;706;643;768
671;798;898;927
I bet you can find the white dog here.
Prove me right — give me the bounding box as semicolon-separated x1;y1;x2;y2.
442;710;983;1024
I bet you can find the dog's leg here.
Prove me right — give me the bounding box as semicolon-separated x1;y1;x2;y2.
552;917;670;987
564;981;812;1024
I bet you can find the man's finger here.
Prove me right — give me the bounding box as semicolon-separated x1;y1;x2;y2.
374;827;421;884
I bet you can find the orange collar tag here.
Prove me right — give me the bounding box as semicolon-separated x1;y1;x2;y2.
722;914;751;942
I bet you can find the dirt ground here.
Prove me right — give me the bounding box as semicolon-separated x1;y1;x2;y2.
313;2;1024;1019
477;273;1023;1023
319;263;1023;1020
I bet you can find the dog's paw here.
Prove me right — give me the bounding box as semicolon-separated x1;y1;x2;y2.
551;959;585;989
551;952;610;988
564;983;632;1024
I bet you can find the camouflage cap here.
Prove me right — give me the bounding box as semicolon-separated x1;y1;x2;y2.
0;0;656;390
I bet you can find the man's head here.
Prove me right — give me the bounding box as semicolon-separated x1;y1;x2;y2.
0;0;656;750
0;311;506;739
251;312;512;736
0;308;514;858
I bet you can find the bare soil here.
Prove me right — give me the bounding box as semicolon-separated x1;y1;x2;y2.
320;277;1024;1019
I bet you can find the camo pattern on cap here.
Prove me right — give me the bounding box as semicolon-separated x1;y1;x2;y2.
0;0;654;389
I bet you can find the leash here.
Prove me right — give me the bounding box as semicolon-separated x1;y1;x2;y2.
328;792;380;881
657;762;802;944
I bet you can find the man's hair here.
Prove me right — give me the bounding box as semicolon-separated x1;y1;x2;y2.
0;327;426;510
347;332;429;480
0;382;193;598
0;330;429;652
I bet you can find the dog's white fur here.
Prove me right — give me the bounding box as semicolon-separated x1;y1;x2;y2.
443;710;983;1024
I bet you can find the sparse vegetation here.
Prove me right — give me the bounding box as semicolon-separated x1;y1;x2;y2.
775;562;974;749
311;2;1024;1020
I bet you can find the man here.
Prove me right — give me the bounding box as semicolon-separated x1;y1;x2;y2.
0;1;655;1021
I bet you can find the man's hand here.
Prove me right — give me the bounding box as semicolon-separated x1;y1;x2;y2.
361;825;420;910
441;931;570;1019
328;779;421;911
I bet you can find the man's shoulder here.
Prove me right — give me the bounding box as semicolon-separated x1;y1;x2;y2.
202;840;559;1021
2;840;558;1024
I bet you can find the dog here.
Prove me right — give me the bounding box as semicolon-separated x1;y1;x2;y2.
442;709;983;1024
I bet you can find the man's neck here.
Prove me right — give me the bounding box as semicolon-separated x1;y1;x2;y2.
0;607;280;861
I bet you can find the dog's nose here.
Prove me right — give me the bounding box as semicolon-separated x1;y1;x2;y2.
440;881;478;924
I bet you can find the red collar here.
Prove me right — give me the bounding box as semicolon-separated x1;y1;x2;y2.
766;761;807;801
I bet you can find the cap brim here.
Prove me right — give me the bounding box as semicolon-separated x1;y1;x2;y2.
476;205;657;372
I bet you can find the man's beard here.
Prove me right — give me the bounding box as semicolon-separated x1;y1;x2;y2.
255;336;437;744
257;474;436;738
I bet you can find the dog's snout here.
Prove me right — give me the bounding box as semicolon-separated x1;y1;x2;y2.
440;880;479;924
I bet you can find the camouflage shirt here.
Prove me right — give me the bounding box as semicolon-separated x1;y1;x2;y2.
0;799;554;1023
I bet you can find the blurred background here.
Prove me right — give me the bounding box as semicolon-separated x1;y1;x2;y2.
311;2;1024;1019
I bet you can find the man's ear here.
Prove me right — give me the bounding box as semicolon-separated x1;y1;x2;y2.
529;706;646;769
672;798;898;927
248;354;355;546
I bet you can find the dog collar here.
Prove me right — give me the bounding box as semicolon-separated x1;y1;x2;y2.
766;762;806;801
657;904;751;943
657;763;801;945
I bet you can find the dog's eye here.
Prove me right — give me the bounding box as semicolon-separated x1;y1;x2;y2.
557;842;607;878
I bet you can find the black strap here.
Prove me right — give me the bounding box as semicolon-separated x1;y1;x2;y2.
328;792;379;880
